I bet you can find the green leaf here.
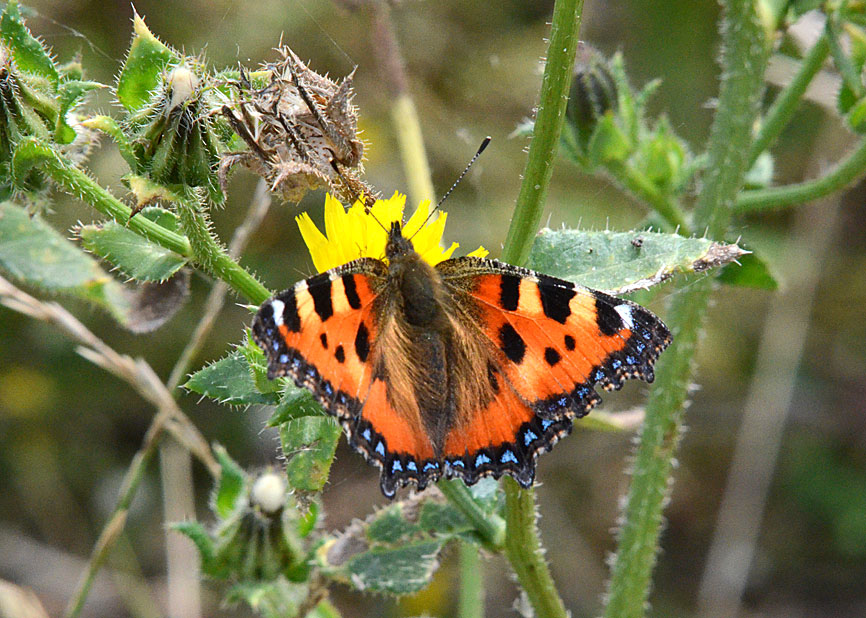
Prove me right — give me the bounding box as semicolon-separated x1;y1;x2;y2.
0;0;58;83
0;201;128;314
343;541;442;595
55;80;102;144
267;388;323;427
526;228;748;294
242;336;283;397
78;220;187;282
317;491;501;595
279;417;341;492
587;114;631;166
225;578;310;618
717;250;778;290
83;115;139;169
212;444;248;519
172;520;218;574
185;350;280;406
116;12;177;111
140;206;180;232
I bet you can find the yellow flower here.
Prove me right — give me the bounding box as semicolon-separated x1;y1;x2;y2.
296;192;488;273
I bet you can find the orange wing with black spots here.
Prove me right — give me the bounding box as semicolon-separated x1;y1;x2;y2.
252;258;441;497
253;244;671;498
252;260;383;421
435;258;671;488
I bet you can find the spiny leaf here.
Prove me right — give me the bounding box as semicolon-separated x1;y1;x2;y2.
116;12;177;111
279;417;341;492
718;250;778;290
0;0;58;83
526;228;748;294
0;201;128;316
317;490;501;595
78;220;187;282
212;444;247;519
185;350;280;406
267;388;323;427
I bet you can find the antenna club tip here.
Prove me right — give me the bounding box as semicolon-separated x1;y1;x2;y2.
479;136;492;153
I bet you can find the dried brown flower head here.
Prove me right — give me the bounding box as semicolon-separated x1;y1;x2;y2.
220;47;376;206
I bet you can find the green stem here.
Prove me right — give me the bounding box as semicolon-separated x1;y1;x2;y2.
607;160;690;232
458;542;484;618
13;138;271;304
747;31;829;168
438;479;505;549
13;138;190;255
825;13;863;101
496;1;583;617
175;189;271;304
501;0;584;267
503;478;567;618
603;2;769;616
736;137;866;213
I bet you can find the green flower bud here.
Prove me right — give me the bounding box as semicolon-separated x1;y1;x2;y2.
123;62;224;203
566;44;619;155
176;453;313;585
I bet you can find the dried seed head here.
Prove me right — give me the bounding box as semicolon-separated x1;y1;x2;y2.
221;46;376;206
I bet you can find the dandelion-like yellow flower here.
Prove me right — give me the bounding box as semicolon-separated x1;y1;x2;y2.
296;192;488;273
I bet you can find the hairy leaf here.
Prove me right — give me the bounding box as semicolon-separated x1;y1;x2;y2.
317;489;502;595
279;417;341;492
0;1;58;83
527;228;748;294
0;201;128;315
185;350;280;406
78;220;187;282
117;12;177;111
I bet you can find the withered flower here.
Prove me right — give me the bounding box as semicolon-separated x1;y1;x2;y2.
221;47;376;206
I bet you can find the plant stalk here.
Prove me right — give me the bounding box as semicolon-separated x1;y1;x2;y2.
736;137;866;213
501;0;584;268
747;31;829;168
603;2;770;616
497;1;583;617
458;542;484;618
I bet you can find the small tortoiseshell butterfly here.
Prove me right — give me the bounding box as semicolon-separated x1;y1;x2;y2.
253;221;671;498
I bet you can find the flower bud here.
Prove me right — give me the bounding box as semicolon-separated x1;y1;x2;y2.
566;44;619;155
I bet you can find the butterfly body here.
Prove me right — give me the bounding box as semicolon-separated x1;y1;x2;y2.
253;223;671;497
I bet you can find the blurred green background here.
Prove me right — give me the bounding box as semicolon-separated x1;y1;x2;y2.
1;0;865;616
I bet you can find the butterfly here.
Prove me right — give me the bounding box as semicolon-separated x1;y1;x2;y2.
252;220;671;498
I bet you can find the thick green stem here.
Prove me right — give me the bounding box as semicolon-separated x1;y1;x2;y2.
748;32;829;168
438;479;505;549
736;137;866;213
458;542;484;618
13;138;270;304
607;160;690;232
501;0;584;267
603;2;769;616
175;189;270;304
13;138;190;255
497;1;583;617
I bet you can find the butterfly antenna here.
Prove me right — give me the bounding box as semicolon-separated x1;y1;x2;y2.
409;136;491;239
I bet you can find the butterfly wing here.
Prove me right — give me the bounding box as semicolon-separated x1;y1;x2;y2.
435;257;671;487
252;258;438;497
